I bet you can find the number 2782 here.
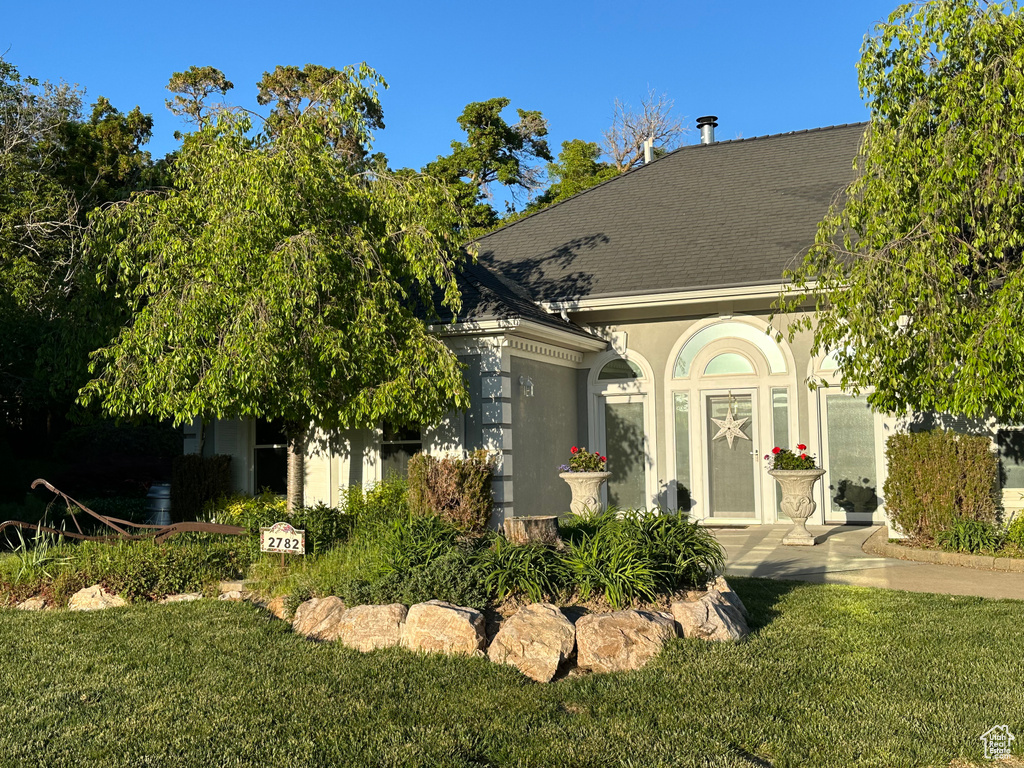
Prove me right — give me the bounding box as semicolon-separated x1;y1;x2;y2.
265;537;300;550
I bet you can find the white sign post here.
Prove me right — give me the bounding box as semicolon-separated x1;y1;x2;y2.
260;521;306;567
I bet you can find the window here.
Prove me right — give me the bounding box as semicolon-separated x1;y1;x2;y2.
253;418;288;495
997;429;1024;488
704;353;755;376
673;321;787;377
598;359;645;380
381;423;422;479
673;393;692;510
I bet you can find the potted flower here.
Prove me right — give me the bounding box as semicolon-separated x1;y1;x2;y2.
559;447;611;516
765;444;826;546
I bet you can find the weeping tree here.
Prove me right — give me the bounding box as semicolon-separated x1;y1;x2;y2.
779;0;1024;420
80;64;472;511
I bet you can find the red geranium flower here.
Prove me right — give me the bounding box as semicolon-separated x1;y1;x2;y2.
800;453;808;460
772;447;781;454
600;456;606;462
571;446;579;454
796;443;807;451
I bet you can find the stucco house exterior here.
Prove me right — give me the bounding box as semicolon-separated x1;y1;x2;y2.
183;120;1024;529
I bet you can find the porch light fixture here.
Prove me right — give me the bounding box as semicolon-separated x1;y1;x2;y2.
519;375;535;397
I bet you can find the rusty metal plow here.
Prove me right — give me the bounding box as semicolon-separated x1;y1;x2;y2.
0;479;246;545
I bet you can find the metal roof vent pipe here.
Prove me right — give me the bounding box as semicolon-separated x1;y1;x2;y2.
697;115;718;145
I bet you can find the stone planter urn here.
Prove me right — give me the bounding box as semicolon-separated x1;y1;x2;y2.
559;471;612;516
768;468;827;546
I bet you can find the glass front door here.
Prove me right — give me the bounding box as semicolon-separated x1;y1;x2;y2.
703;390;760;519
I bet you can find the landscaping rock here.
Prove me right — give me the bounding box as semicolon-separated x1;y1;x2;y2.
402;600;486;655
292;596;347;641
712;576;748;618
487;603;575;682
335;603;408;652
218;591;245;602
264;596;288;621
68;585;127;611
16;596;46;611
161;593;203;603
672;590;749;642
575;610;677;673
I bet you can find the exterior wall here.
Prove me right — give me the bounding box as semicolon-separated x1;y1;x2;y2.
576;303;894;525
510;356;577;516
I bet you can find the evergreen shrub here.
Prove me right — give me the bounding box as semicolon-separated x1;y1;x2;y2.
884;430;999;543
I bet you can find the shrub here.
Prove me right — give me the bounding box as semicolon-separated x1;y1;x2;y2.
363;547;489;611
171;454;233;522
343;476;409;539
884;430;1000;542
407;451;495;532
376;514;458;576
476;509;725;609
936;519;1001;554
208;492;353;555
474;537;564;603
561;524;660;608
619;509;726;591
80;497;149;524
1006;513;1024;549
14;537;254;606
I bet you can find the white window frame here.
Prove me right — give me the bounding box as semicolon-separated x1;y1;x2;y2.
588;349;660;510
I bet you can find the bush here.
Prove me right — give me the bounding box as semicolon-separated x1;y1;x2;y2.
342;477;409;538
79;497;149;524
884;430;999;542
474;537;564;603
172;454;233;522
208;492;353;555
3;536;254;606
473;509;725;609
407;451;495;532
357;546;489;611
376;514;459;576
936;519;1002;553
1006;513;1024;549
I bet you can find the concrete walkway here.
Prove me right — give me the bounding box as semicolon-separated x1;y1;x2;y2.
714;524;1024;600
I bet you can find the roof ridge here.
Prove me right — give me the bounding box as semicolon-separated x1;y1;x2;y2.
466;121;869;247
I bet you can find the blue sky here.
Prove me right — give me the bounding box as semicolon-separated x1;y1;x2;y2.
6;0;897;197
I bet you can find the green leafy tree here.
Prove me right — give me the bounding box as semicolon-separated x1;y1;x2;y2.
425;97;552;233
779;0;1024;420
0;58;155;426
528;139;619;211
80;64;472;510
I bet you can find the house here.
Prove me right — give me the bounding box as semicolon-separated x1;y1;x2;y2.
183;120;1024;528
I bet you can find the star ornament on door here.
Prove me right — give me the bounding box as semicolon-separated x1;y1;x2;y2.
711;406;750;449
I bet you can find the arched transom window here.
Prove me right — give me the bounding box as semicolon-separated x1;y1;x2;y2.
673;321;788;378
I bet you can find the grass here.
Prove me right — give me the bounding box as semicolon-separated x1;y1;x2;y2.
1;578;1022;767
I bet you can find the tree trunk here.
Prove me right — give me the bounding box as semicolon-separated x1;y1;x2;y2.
286;426;306;514
504;516;562;547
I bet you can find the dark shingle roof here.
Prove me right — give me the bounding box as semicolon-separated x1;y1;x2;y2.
435;261;600;340
473;123;867;303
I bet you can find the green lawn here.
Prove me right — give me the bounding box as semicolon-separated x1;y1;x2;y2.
1;578;1021;768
